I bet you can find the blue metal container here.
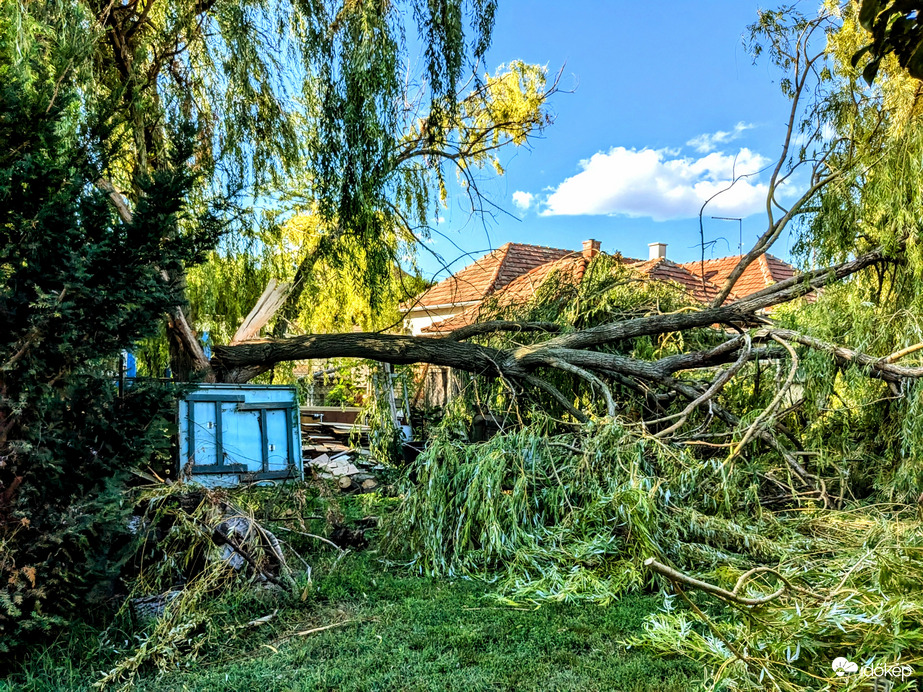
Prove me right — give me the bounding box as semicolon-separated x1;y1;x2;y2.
177;384;303;486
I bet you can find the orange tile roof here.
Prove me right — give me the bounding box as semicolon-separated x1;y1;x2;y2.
680;254;795;301
421;254;589;333
410;244;799;335
631;257;727;304
402;242;573;311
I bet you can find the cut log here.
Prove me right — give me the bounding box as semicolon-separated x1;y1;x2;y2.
361;478;378;492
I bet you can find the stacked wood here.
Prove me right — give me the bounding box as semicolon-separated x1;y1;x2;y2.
301;420;371;455
301;419;383;493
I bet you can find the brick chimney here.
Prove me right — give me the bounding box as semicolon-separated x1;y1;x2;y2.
582;238;601;259
648;242;667;260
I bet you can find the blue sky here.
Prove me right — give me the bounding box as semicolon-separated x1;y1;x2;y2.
418;1;801;279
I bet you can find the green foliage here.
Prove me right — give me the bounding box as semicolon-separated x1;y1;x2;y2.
385;390;923;689
635;508;923;691
379;207;923;689
384;410;789;596
0;9;219;653
445;253;717;423
853;0;923;83
52;0;551;355
185;213;426;349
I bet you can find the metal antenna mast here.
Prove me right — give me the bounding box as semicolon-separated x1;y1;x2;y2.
712;216;743;254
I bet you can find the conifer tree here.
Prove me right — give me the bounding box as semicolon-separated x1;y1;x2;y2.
0;8;220;650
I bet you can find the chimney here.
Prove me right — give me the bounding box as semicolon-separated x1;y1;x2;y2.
648;242;667;260
582;238;601;259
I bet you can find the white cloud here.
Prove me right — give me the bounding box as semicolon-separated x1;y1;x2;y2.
512;190;535;211
687;122;754;154
541;146;770;222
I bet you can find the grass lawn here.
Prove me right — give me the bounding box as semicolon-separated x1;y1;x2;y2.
3;491;702;691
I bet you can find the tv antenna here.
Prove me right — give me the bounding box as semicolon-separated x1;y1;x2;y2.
711;216;743;254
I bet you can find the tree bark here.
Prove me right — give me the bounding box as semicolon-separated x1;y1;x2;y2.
215;332;502;383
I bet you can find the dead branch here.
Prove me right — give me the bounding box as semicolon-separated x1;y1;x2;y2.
882;342;923;363
231;279;292;344
273;525;345;553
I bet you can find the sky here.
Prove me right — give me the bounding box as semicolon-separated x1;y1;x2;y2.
417;1;802;280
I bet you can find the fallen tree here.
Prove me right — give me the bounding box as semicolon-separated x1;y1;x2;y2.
213;245;891;392
211;246;901;494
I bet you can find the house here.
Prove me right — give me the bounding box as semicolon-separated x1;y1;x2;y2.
401;239;797;337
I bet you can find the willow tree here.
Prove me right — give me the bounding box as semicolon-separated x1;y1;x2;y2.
47;0;556;377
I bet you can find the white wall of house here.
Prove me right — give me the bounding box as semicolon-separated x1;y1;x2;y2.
402;305;473;336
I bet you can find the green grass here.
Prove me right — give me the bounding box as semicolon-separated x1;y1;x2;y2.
3;551;699;692
2;490;701;691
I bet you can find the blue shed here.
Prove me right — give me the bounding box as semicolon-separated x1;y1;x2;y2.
177;384;303;486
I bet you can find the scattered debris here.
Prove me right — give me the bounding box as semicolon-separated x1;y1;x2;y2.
129;590;181;624
294;620;355;637
244;609;279;628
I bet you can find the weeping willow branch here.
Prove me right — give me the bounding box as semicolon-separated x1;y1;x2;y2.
215;245;888;387
728;334;799;460
517;373;589;424
541;356;616;418
645;557;782;605
758;326;923;382
663;376;811;483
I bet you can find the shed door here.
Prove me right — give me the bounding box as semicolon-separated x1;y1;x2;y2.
190;401;218;466
264;409;291;472
220;405;262;472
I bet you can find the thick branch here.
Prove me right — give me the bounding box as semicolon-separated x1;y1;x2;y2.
537;247;888;353
216;248;890;391
759;327;923;383
214;332;503;384
443;321;561;342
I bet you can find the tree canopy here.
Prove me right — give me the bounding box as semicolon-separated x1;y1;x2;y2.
853;0;923;82
35;0;556;378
